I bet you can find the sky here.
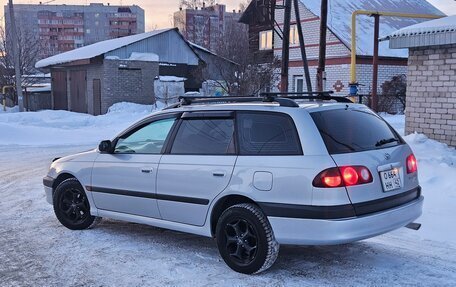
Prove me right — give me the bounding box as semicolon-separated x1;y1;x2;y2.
2;0;455;30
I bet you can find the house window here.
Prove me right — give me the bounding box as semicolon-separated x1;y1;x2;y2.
259;30;273;50
290;25;299;45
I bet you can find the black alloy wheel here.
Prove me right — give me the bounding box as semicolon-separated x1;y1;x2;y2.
224;218;259;265
59;186;90;225
53;178;100;230
216;203;279;274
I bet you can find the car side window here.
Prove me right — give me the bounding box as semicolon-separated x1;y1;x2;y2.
237;112;302;155
115;118;176;154
170;118;235;155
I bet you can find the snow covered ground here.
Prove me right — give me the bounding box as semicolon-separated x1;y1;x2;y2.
1;104;455;286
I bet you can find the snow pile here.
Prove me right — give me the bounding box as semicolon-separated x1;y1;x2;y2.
0;102;163;146
382;118;456;244
381;113;405;135
0;106;20;113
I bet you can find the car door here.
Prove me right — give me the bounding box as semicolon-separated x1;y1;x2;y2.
91;114;178;218
156;111;237;226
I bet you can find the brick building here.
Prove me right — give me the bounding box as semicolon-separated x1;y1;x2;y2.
4;3;145;59
174;4;245;52
242;0;443;97
387;15;456;147
35;29;201;115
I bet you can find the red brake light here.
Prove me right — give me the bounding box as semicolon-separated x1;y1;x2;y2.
324;174;342;187
313;166;373;188
313;168;343;187
341;166;359;186
406;154;417;174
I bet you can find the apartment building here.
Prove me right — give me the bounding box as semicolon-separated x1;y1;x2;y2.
174;4;245;52
4;3;145;59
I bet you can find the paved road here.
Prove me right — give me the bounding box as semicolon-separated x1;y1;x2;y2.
1;146;455;287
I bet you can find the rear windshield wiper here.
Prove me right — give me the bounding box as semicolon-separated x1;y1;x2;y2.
375;137;399;147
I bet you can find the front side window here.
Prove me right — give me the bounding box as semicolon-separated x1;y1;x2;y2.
237;112;302;155
115;118;176;154
171;118;235;155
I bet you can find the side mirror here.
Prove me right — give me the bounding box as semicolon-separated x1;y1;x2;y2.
98;140;113;153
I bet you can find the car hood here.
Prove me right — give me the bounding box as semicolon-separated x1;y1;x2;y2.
54;149;99;164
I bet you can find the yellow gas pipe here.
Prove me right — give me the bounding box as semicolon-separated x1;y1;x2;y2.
350;10;442;87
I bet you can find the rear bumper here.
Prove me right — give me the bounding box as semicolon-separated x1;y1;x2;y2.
268;195;423;245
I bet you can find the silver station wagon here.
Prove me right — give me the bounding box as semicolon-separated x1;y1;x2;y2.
43;94;422;274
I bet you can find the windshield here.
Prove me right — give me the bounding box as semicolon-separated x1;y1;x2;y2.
310;108;403;154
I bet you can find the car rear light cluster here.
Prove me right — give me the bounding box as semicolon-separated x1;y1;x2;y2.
313;166;373;188
406;154;418;174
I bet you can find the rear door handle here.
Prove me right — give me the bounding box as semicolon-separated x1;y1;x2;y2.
141;168;153;174
212;172;226;177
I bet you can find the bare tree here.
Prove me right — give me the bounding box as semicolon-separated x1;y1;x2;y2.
238;0;251;12
378;74;407;114
0;23;46;105
179;0;216;9
207;21;280;96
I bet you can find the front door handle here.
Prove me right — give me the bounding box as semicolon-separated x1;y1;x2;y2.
141;168;153;174
213;172;226;177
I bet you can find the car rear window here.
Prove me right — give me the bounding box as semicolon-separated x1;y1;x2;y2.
310;108;402;154
236;112;302;155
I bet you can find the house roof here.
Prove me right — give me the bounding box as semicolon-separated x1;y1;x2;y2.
35;28;174;69
385;15;456;48
300;0;444;58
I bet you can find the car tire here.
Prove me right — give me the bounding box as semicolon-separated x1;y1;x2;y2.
216;203;279;274
53;178;100;230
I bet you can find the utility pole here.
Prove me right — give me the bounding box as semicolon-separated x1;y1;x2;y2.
316;0;328;92
8;0;24;112
280;0;292;93
293;0;312;93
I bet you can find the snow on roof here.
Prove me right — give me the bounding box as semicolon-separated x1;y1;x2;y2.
189;42;217;56
26;83;51;93
388;15;456;38
156;76;187;82
301;0;445;57
105;52;159;62
35;29;173;68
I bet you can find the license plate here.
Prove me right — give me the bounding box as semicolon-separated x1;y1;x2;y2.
380;168;401;192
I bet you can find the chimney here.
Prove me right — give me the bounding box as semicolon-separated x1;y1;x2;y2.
203;2;205;8
233;9;235;13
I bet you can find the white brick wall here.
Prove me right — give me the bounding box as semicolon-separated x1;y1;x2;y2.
405;44;456;147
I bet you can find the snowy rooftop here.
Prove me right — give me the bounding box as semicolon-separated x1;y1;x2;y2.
385;15;456;48
35;29;172;69
389;15;456;37
301;0;445;57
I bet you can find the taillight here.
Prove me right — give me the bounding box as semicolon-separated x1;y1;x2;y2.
406;154;418;174
313;166;373;188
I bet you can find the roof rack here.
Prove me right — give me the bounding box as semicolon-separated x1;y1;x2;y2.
260;91;353;103
163;91;352;110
